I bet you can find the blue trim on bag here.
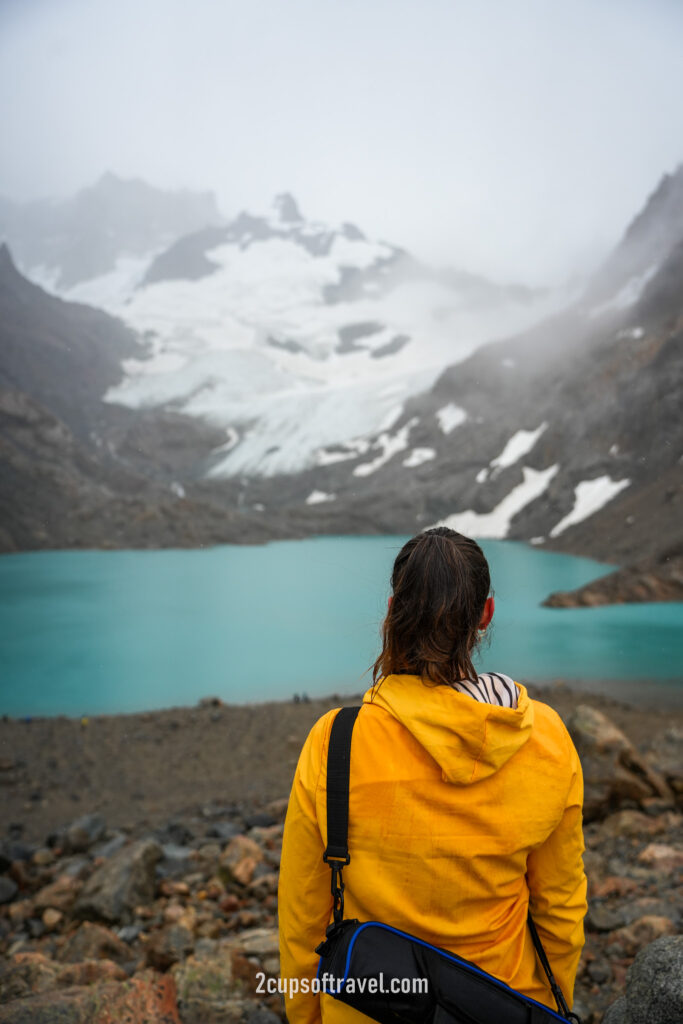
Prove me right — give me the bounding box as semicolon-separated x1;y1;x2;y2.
317;921;570;1023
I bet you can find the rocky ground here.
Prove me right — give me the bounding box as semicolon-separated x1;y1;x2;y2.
0;690;681;1023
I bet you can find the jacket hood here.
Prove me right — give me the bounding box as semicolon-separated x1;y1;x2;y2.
362;673;534;784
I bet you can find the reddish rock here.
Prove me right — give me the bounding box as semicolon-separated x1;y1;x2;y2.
637;842;683;872
219;894;240;915
33;875;82;913
0;972;181;1023
56;959;127;986
607;916;677;957
221;835;263;868
592;876;640;899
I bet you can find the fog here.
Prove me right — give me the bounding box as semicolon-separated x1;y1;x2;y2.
1;0;683;285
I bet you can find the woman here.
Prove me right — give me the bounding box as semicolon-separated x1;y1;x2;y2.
278;528;587;1024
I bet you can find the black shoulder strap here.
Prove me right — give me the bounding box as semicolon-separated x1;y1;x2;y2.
320;702;578;1022
323;705;361;864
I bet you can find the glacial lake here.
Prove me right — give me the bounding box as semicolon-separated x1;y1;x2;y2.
1;536;682;717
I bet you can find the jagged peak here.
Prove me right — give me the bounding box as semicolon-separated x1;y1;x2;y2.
272;193;303;223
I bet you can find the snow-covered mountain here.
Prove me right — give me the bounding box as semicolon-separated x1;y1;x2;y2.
283;166;683;570
1;167;681;590
39;190;560;476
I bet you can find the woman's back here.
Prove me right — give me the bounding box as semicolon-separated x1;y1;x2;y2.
279;673;586;1024
278;530;587;1024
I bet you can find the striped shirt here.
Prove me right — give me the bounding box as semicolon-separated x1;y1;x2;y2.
451;672;518;708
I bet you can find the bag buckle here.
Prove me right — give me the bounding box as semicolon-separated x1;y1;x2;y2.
324;856;348;924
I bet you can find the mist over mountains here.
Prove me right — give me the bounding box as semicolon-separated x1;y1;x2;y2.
0;168;681;600
0;173;222;290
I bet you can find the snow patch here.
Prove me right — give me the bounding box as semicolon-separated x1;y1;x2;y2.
476;468;489;484
589;265;658;319
306;490;337;505
617;326;645;340
315;437;371;466
170;481;185;498
354;418;419;477
549;476;631;537
434;465;559;539
490;423;547;472
436;402;467;435
211;427;240;454
403;447;436;468
378;404;405;432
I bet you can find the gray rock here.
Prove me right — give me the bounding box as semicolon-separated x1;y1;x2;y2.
625;935;683;1024
91;832;127;859
157;843;194;879
0;840;34;868
116;922;144;943
73;839;161;924
0;877;18;904
602;995;628;1023
243;1008;282;1024
65;812;106;852
586;903;628;932
566;705;672;821
206;821;242;842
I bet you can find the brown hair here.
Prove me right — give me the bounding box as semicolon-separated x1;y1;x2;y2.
372;527;491;687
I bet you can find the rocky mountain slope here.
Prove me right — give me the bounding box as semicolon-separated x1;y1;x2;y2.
0;174;222;290
0;246;295;553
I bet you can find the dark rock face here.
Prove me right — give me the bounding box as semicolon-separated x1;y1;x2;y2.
603;936;683;1023
544;548;683;606
141;226;227;286
0;244;142;442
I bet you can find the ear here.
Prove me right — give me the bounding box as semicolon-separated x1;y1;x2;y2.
479;595;494;630
387;595;393;611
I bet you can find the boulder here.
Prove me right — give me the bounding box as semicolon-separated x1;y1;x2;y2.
145;924;194;971
219;836;263;887
602;935;683;1024
566;705;673;820
33;875;82;913
231;928;279;958
171;947;236;1024
59;922;132;965
0;970;180;1023
0;952;124;1003
607;916;677;957
73;840;161;924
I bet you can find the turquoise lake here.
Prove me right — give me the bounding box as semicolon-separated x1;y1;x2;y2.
1;536;682;717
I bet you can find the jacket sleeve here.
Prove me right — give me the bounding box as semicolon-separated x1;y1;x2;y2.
525;728;587;1009
278;711;337;1024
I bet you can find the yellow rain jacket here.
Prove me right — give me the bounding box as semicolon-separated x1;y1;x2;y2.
278;674;587;1024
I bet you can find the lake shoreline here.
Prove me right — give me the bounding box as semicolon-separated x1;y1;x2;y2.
2;680;681;846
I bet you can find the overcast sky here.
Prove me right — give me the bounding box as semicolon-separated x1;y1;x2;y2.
1;0;682;286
